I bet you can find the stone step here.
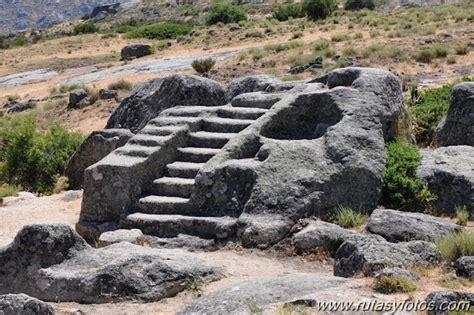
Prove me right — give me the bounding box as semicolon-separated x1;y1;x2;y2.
129;135;170;147
138;196;192;214
149;116;202;127
153;177;195;198
177;147;221;163
165;106;215;117
114;145;158;158
166;161;204;178
140;126;184;136
122;213;239;239
188;131;237;148
202;117;254;133
217;107;268;120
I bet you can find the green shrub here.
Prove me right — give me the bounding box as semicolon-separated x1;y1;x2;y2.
454;42;468;55
302;0;337;21
73;22;99;35
344;0;375;10
382;140;436;210
435;232;474;262
191;58;216;75
126;22;192;39
313;38;330;51
10;35;29;47
342;46;357;56
206;3;247;25
455;206;470;226
332;206;368;228
0;184;19;198
373;276;417;294
273;3;304;21
108;79;133;91
331;33;351;42
413;43;449;63
0;117;83;194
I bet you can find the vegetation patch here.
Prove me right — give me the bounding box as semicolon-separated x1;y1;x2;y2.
273;3;304;21
435;231;474;262
344;0;375;11
382;140;436;210
206;3;248;25
373;276;417;294
302;0;337;21
191;58;216;75
126;22;193;40
331;206;368;228
73;22;99;35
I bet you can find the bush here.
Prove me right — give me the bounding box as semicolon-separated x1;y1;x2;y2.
302;0;337;21
373;276;417;294
126;22;192;39
0;117;83;194
313;38;330;51
191;58;216;75
206;3;247;25
413;43;449;63
108;79;133;91
331;33;351;42
331;206;368;228
455;206;470;226
10;35;29;47
273;3;304;21
344;0;375;10
73;22;99;35
382;140;436;210
435;232;474;262
454;42;468;55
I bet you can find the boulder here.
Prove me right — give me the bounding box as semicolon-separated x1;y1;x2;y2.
455;256;474;280
3;100;37;113
237;214;293;248
230;92;282;109
99;88;118;100
106;74;227;133
0;294;54;315
366;209;463;242
97;228;143;247
334;236;439;277
0;224;221;303
226;75;282;100
425;291;474;315
417;146;473;217
68;89;88;109
120;44;152;61
291;219;359;254
65;128;133;189
141;234;216;252
434;82;474;146
178;273;368;315
374;267;419;282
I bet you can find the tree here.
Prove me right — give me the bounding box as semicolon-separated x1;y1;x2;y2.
302;0;337;21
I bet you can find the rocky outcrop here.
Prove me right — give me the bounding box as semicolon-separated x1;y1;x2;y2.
417;146;473;218
99;88;118;100
455;256;474;280
226;75;282;100
0;224;221;303
68;89;88;109
106;74;227;133
291;219;359;254
425;291;474;315
0;294;54;315
79;68;405;244
366;209;462;242
84;3;120;21
178;273;368;315
121;44;152;61
2;100;37;113
334;236;439;277
434;82;474;146
65;129;133;189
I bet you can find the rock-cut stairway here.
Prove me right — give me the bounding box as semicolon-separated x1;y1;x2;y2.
120;100;273;240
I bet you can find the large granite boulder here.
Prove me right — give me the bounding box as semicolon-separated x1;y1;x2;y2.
455;256;474;280
120;44;152;61
194;67;405;220
366;209;463;242
65;128;133;189
178;273;368;315
426;291;474;315
226;75;282;100
417;146;473;217
106;74;227;133
334;236;439;277
0;294;54;315
0;224;221;303
434;82;474;146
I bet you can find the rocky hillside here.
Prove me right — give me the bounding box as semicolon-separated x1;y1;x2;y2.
0;0;127;33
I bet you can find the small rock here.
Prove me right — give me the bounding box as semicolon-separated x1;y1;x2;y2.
61;190;82;202
120;44;152;61
98;229;143;247
3;100;37;113
455;256;474;280
0;294;55;315
68;89;88;109
366;209;462;242
99;89;118;100
16;192;36;199
374;267;419;282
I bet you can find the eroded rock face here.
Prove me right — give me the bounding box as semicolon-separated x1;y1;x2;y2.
106;74;227;133
65;128;134;189
334;236;439;277
366;209;462;242
417;146;473;217
434;82;474;146
0;224;221;303
0;294;54;315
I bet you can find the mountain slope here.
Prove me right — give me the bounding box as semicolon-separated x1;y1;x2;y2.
0;0;122;33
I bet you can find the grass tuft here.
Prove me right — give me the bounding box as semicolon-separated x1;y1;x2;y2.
332;206;368;228
435;231;474;262
373;276;417;294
